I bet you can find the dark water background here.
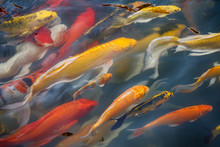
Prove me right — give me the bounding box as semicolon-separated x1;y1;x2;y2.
1;0;220;147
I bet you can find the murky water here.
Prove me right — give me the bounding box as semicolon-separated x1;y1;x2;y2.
0;0;220;146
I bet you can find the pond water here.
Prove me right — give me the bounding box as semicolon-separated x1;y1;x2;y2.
0;0;220;147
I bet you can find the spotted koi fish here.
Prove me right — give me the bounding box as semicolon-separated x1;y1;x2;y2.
0;10;57;37
0;8;95;109
111;91;173;130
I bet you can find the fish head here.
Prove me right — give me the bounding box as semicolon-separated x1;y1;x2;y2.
132;85;149;103
165;5;181;14
163;91;173;100
199;105;213;116
112;37;137;54
77;98;97;112
34;10;57;26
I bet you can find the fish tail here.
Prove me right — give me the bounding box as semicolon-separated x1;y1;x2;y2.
110;16;128;28
80;127;95;139
143;36;179;78
127;128;146;140
146;36;179;56
171;82;199;93
111;113;128;130
205;130;216;144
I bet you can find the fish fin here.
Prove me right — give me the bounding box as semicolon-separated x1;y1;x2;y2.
94;59;113;78
158;14;167;18
189;119;197;123
127;128;146;140
171;83;197;93
143;36;178;78
111;16;128;28
133;18;153;23
205;129;216;144
169;123;180;127
175;45;188;53
80;128;94;139
111;113;128;130
13;63;32;79
208;78;216;87
38;50;47;60
189;50;220;56
1;100;26;110
208;32;216;35
9;103;31;127
0;121;9;135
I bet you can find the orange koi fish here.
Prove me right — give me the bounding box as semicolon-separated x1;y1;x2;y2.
0;8;95;109
73;73;112;99
82;85;149;138
10;37;137;110
172;65;220;93
128;105;212;139
0;99;97;147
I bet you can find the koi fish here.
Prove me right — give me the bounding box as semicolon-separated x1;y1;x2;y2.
111;91;173;130
13;37;137;110
172;65;220;93
205;124;220;144
73;73;112;100
128;105;212;139
110;5;181;29
144;32;220;78
0;10;57;37
110;23;186;82
82;85;149;138
0;8;95;110
0;24;66;80
0;98;97;147
31;26;54;47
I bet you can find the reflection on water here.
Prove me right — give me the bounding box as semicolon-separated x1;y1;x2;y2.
0;0;220;147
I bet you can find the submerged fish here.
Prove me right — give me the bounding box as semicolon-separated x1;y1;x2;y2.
128;105;212;139
205;124;220;144
110;5;181;29
111;91;173;130
0;24;66;80
82;85;149;139
0;99;97;147
144;32;220;78
73;73;112;100
10;37;136;110
0;8;95;110
110;23;186;82
172;65;220;93
0;10;57;37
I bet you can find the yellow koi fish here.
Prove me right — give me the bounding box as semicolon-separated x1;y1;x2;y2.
73;73;112;99
172;65;220;93
4;37;137;109
82;85;149;139
205;124;220;144
110;24;186;82
110;5;181;29
0;10;57;37
144;32;220;78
